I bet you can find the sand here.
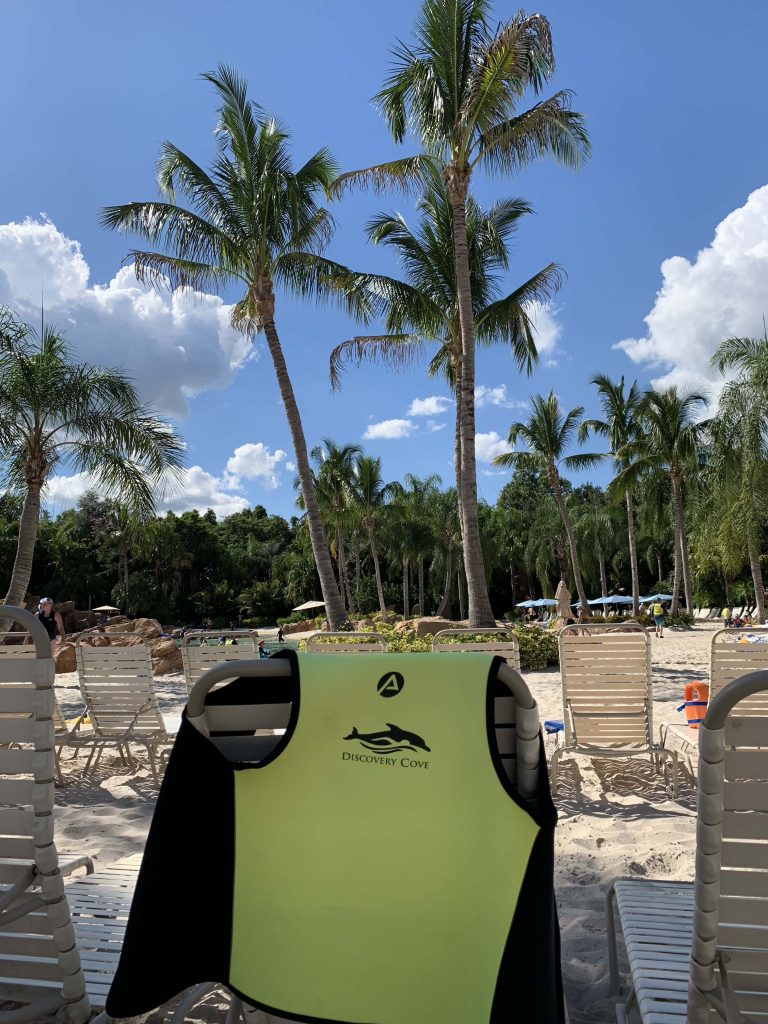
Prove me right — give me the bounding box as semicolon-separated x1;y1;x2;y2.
51;624;719;1022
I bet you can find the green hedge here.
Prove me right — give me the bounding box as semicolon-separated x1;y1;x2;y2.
299;623;559;670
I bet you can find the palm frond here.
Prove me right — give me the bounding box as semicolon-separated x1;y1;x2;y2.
329;156;430;198
475;91;590;174
329;334;426;390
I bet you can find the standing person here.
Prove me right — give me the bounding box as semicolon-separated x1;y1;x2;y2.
652;600;665;638
721;605;732;626
277;625;285;643
36;598;65;657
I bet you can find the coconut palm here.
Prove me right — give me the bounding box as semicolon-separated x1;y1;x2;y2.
329;170;561;544
101;65;353;629
620;388;706;615
351;455;396;614
332;0;589;627
0;310;184;616
571;486;622;615
580;375;643;614
492;391;601;610
428;487;462;617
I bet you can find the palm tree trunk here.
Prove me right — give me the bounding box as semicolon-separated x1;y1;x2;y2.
354;534;361;610
446;183;494;628
748;536;766;624
418;557;425;616
262;315;345;629
657;553;663;587
337;529;354;613
599;554;608;616
453;354;465;540
366;523;387;614
671;475;693;612
436;542;453;617
402;557;409;620
626;487;640;616
551;475;589;610
457;568;466;621
671;530;682;617
2;481;43;611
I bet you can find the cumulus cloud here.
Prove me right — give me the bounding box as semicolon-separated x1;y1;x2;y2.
0;217;253;418
225;442;287;490
407;395;452;417
363;418;416;440
475;384;529;410
616;185;768;392
528;302;562;367
426;420;447;433
475;431;512;463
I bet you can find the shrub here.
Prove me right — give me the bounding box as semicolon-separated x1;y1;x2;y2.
298;622;559;670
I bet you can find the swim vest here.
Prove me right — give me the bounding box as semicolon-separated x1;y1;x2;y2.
106;651;562;1024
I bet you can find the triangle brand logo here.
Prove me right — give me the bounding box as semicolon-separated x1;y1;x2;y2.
376;671;405;698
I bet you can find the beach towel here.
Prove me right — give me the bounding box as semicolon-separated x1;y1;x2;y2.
106;652;562;1024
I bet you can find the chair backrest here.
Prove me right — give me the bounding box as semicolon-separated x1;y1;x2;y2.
431;628;521;671
181;631;260;694
0;607;88;1018
0;633;68;733
711;626;768;715
185;654;544;805
305;632;388;654
688;670;768;1023
558;623;652;750
75;633;164;736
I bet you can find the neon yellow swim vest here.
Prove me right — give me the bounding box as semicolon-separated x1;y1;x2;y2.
107;652;563;1024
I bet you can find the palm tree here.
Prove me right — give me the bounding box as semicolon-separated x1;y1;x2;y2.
709;337;768;622
0;310;184;617
351;455;395;614
428;488;462;617
329;170;561;546
332;0;589;627
571;486;621;615
580;375;643;614
308;440;361;612
492;391;601;610
101;65;352;630
620;388;705;615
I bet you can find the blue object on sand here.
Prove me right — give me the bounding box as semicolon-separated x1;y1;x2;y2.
544;720;564;735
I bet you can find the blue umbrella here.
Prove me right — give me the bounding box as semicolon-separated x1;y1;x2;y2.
532;598;557;607
641;594;673;603
515;600;535;608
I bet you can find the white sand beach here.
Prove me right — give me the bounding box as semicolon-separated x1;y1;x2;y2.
51;626;719;1022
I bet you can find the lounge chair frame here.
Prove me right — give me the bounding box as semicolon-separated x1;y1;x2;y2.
608;669;768;1023
431;628;521;671
553;623;678;797
75;632;173;784
181;630;260;695
305;631;388;653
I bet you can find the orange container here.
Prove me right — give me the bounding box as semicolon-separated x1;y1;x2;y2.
677;682;709;729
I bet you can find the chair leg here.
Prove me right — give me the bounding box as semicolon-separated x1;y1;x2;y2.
550;746;563;796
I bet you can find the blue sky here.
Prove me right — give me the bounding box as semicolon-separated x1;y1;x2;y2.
2;0;768;518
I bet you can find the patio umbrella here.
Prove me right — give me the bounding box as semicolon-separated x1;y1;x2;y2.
292;600;326;612
641;594;673;603
555;580;572;620
532;599;557;607
515;600;535;608
93;605;120;613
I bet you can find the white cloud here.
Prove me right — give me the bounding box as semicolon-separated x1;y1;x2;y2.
475;431;512;463
0;217;253;418
286;461;296;472
426;420;447;433
407;395;452;417
43;466;248;520
526;302;562;366
225;442;287;490
363;418;416;440
616;185;768;392
475;384;529;410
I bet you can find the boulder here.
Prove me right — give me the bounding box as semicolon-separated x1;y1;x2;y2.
56;600;76;616
55;643;76;674
129;618;163;639
409;616;459;639
152;647;183;674
354;618;377;631
372;610;399;625
149;638;178;659
104;618;130;633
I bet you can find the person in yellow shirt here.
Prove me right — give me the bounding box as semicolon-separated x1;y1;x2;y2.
721;606;732;625
652;601;665;638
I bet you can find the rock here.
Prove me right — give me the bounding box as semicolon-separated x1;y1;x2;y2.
129;617;163;639
355;618;377;631
150;638;178;659
152;647;183;674
372;610;399;625
409;616;459;639
104;618;130;633
393;620;412;634
56;600;76;616
55;643;76;674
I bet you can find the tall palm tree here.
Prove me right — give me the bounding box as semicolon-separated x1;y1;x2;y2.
428;487;462;617
351;455;395;614
620;388;705;615
329;170;561;545
571;486;621;615
709;337;768;622
332;0;589;627
0;310;184;617
493;391;601;610
580;375;643;614
101;65;352;630
308;440;361;612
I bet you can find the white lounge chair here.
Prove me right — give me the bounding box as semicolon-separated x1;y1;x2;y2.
552;623;678;797
305;631;388;653
75;633;175;784
608;668;768;1022
181;630;260;695
431;628;521;671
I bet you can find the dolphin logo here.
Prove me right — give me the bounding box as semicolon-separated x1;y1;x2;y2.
344;724;431;754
